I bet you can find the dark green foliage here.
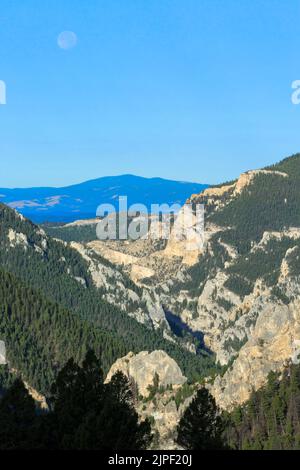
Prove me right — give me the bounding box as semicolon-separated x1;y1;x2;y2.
147;372;160;400
0;351;152;450
211;154;300;254
223;336;247;354
224;275;253;297
285;245;300;276
0;203;217;387
223;235;300;297
175;154;300;304
225;363;300;450
170;235;231;297
0;365;16;396
0;378;37;449
271;286;290;305
48;351;152;450
227;238;293;281
177;388;226;450
174;383;195;409
0;265;216;394
44;223;98;243
216;297;235;311
0;267;127;393
267;152;300;178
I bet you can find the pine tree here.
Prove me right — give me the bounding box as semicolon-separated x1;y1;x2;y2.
48;350;152;450
177;388;225;450
0;379;37;449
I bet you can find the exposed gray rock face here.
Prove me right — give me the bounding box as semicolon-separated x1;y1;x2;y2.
137;389;194;450
212;297;300;409
7;228;49;255
70;242;171;331
34;162;300;415
76;168;300;414
180;270;243;364
105;350;192;448
8;229;29;250
0;341;6;365
105;350;187;397
6;223;170;334
141;290;169;329
157;228;300;398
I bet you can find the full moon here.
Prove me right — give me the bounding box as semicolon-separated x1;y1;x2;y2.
57;31;77;50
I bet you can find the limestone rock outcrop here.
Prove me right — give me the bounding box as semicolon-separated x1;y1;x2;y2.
0;340;6;365
136;389;194;450
70;241;170;331
211;298;300;410
105;350;187;397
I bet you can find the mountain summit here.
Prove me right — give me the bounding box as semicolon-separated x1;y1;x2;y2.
0;175;208;223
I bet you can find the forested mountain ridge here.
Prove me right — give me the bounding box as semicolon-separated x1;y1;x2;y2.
166;153;300;409
0;174;208;223
70;153;300;413
225;362;300;449
0;202;175;333
2;153;300;448
0;267;125;394
0;202;216;395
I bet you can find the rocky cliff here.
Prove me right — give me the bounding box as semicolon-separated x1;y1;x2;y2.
0;341;6;365
105;350;187;397
100;154;300;410
105;350;192;449
42;153;300;413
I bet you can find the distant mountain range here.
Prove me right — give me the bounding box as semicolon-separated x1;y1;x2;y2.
3;154;300;450
0;175;208;223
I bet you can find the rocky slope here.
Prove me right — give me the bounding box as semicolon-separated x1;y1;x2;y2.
175;156;300;408
0;201;217;392
5;223;169;333
4;154;300;446
41;153;300;414
69;241;170;332
105;350;193;449
105;350;187;397
67;154;300;411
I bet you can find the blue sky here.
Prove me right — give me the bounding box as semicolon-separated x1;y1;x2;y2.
1;0;300;187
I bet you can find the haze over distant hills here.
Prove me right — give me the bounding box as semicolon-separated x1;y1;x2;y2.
0;175;208;223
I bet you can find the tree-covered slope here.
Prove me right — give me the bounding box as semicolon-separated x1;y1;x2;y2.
211;153;300;254
0;268;126;394
44;222;99;243
226;363;300;450
150;153;300;412
0;203;216;389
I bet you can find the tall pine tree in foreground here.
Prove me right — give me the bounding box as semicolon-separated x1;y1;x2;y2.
0;351;152;450
49;351;152;450
0;379;37;449
177;388;225;450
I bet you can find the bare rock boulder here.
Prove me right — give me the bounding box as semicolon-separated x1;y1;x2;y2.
105;350;187;397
